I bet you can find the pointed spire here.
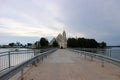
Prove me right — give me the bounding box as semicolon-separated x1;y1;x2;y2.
63;30;66;34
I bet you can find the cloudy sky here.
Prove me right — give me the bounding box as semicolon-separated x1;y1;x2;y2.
0;0;120;45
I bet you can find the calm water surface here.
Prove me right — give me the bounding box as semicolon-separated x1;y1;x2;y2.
106;47;120;60
0;48;34;71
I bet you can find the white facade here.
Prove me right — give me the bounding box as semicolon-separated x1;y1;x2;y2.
56;31;67;48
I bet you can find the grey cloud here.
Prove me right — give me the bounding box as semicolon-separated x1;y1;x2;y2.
57;0;120;45
0;0;120;45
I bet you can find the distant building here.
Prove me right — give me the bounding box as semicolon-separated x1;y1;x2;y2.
31;43;36;48
34;41;41;48
50;30;67;48
1;45;9;48
49;38;56;46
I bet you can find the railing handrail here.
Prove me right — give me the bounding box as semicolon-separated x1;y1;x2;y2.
84;51;120;63
0;48;54;54
0;49;51;56
74;48;120;52
0;48;57;80
0;50;33;55
71;49;120;67
0;50;33;54
0;48;53;72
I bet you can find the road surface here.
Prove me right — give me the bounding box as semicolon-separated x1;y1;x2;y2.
17;49;120;80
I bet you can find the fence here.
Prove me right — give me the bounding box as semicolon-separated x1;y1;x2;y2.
0;48;57;80
70;48;120;67
74;48;120;59
0;48;52;72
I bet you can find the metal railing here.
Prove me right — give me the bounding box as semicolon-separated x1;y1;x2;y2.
0;48;53;72
69;48;120;67
0;48;57;80
0;50;34;72
74;48;120;59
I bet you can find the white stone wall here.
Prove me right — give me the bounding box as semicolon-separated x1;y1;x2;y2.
56;31;67;48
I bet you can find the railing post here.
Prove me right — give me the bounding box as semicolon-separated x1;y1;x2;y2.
34;50;36;56
8;51;11;68
41;56;43;62
101;57;104;67
109;48;111;57
91;55;93;61
32;61;37;67
84;52;86;59
20;68;24;80
81;51;83;56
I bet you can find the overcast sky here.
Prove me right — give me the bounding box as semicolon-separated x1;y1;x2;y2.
0;0;120;45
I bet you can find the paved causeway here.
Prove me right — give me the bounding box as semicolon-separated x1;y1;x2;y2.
23;49;120;80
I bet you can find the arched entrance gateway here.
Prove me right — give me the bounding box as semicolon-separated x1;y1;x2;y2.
61;46;63;49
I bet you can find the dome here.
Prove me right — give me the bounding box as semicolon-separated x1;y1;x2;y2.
58;33;62;38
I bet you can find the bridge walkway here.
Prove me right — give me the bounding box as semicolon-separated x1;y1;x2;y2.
18;49;120;80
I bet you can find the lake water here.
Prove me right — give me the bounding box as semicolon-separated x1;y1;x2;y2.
105;47;120;60
0;48;34;72
0;48;30;52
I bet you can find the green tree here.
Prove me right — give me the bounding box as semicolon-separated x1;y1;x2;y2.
67;37;100;48
9;43;15;47
67;38;78;48
52;40;59;47
40;37;49;47
27;43;32;47
99;41;107;48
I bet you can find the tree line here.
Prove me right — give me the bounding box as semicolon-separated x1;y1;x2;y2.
67;37;106;48
34;37;59;48
6;37;106;49
35;37;106;48
5;37;59;48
